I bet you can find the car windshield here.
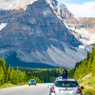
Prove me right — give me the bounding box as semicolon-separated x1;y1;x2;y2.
29;80;35;82
55;81;78;87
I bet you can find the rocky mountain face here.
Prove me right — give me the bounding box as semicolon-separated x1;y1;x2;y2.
0;0;93;68
46;0;74;19
78;18;95;34
64;17;95;45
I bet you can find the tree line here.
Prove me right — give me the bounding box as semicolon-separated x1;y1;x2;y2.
0;58;66;85
0;58;27;85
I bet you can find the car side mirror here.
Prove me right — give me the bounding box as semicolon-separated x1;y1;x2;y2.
81;86;84;89
48;85;52;89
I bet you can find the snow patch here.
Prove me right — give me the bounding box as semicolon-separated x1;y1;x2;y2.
74;28;95;44
79;45;85;49
90;34;95;43
0;49;8;53
79;45;90;51
67;26;89;38
0;23;7;30
75;28;88;35
64;22;95;45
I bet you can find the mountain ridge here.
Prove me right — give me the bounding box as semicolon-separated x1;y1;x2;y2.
0;0;93;68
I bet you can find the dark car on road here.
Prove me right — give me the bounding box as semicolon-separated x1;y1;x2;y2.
28;79;36;86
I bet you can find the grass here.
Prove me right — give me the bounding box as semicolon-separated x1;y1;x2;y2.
0;82;28;89
0;83;15;89
78;74;95;95
82;88;95;95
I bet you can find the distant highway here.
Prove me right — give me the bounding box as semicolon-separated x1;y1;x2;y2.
0;83;53;95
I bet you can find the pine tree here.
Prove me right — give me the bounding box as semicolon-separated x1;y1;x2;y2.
10;67;15;84
0;68;5;84
91;45;95;76
0;58;7;83
16;66;19;84
7;66;11;83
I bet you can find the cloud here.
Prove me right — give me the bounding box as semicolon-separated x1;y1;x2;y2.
66;2;95;17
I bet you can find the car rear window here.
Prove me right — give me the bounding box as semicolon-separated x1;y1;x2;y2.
55;81;78;87
29;80;35;82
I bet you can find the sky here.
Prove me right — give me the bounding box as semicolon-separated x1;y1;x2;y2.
57;0;95;17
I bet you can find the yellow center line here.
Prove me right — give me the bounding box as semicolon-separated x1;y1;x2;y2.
11;85;42;95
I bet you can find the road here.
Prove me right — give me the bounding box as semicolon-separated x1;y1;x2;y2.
0;83;53;95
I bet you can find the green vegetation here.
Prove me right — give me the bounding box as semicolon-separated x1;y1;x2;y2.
0;58;28;88
0;58;66;88
73;45;95;95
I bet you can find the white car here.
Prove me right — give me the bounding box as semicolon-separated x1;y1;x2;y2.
48;77;84;95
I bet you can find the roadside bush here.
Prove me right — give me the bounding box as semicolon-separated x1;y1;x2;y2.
84;91;92;95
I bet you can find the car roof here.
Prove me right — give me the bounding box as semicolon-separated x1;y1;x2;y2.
55;77;77;82
30;79;35;80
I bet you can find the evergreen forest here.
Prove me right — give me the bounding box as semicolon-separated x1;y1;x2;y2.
0;58;66;86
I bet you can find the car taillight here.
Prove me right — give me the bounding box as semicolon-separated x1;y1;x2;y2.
51;87;55;93
77;88;81;94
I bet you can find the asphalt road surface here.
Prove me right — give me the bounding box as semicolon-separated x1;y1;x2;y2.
0;83;53;95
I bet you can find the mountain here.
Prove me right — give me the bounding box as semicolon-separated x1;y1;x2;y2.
0;0;93;68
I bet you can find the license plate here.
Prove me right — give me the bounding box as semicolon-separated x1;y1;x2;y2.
60;90;73;94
